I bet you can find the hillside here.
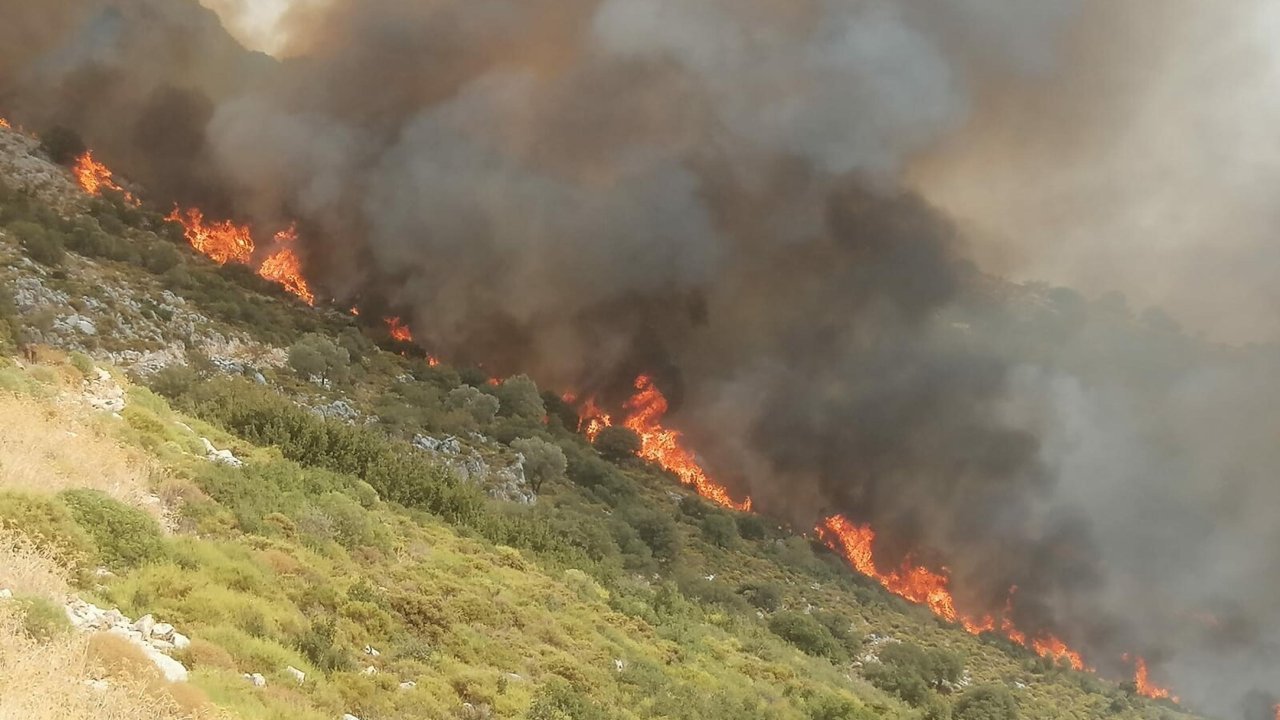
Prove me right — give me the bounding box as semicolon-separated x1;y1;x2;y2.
0;121;1211;719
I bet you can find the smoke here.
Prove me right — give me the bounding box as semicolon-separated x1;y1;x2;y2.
2;1;1279;715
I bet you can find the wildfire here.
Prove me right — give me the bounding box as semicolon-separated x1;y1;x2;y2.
166;207;255;266
1130;656;1177;702
258;226;315;305
817;515;1087;671
1273;704;1279;720
73;151;138;205
818;515;963;622
617;375;753;511
0;118;10;130
386;317;414;343
578;397;613;442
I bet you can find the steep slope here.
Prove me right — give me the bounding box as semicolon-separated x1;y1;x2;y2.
0;120;1215;719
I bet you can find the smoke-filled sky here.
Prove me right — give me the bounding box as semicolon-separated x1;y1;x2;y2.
3;1;1280;716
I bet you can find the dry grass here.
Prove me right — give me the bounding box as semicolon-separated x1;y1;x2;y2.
0;605;220;720
0;529;68;599
0;393;158;517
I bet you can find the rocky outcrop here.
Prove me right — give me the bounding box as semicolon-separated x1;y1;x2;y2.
63;599;191;683
413;434;535;505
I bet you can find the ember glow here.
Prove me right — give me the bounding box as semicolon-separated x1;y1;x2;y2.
166;207;255;266
73;151;138;205
0;118;9;130
817;515;1087;671
385;317;414;343
258;226;315;305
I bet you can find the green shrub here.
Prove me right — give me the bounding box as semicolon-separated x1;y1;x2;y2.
68;352;95;378
767;611;845;661
59;489;166;569
952;685;1018;720
147;365;198;400
737;581;783;612
10;220;65;267
617;506;680;562
699;513;739;549
0;492;95;570
446;385;500;425
17;595;73;640
735;514;768;541
494;374;545;420
511;437;567;493
527;679;610;720
594;426;641;462
864;642;964;707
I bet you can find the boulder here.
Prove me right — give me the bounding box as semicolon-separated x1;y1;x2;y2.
244;673;267;688
286;666;306;685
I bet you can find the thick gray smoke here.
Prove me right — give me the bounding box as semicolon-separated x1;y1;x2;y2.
2;1;1278;715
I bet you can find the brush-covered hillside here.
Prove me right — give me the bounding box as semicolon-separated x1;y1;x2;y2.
0;123;1207;720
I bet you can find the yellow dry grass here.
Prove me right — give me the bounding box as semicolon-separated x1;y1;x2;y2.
0;393;157;517
0;604;219;720
0;529;68;599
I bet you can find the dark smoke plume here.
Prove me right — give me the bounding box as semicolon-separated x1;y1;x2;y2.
2;1;1278;715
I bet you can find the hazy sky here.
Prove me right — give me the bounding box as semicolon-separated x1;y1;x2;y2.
199;0;293;55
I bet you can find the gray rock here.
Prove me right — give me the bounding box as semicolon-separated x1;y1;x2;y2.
244;673;267;688
286;666;306;685
132;614;156;638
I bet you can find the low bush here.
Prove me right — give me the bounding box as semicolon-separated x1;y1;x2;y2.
17;595;72;640
953;685;1019;720
767;611;846;661
59;489;167;570
864;642;963;707
0;492;96;571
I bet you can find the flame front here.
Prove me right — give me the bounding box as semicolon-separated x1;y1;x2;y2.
578;397;613;442
818;515;962;621
0;118;10;130
1131;656;1176;702
258;226;315;305
73;151;138;206
386;317;414;343
817;515;1087;671
167;207;255;266
620;375;752;511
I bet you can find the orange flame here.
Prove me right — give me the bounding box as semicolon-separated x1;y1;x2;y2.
818;515;965;622
0;118;10;130
166;207;255;266
1131;656;1177;702
818;515;1087;671
385;317;414;343
1273;704;1279;720
578;397;613;442
258;226;315;305
621;375;752;511
73;151;138;206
